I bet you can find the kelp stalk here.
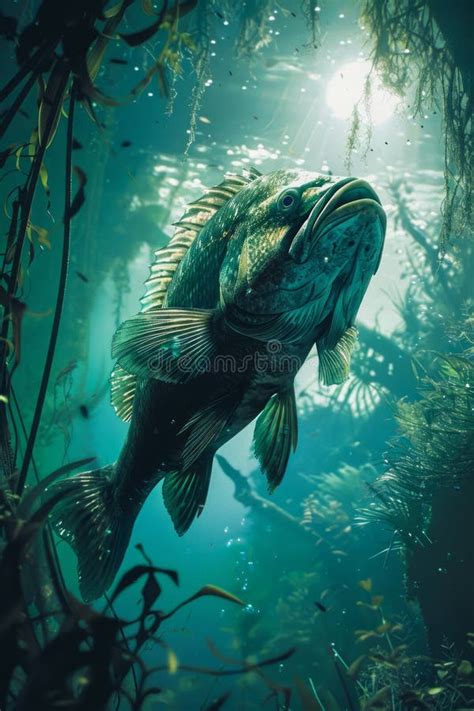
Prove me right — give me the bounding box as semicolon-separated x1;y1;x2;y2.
17;82;76;496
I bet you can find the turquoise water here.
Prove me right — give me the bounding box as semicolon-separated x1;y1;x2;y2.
2;1;472;709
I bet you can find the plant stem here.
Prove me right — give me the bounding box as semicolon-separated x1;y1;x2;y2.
0;41;56;102
5;65;70;334
0;67;41;141
16;81;76;496
0;198;20;389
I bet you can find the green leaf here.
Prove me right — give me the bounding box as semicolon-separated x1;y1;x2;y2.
427;687;444;696
458;660;473;676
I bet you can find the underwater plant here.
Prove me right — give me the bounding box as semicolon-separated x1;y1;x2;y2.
358;0;472;247
359;354;474;665
346;580;474;711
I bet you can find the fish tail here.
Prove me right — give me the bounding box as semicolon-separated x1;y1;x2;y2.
48;465;133;602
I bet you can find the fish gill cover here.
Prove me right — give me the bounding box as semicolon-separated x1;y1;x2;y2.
0;1;472;710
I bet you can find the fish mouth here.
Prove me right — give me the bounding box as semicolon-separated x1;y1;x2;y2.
288;177;386;265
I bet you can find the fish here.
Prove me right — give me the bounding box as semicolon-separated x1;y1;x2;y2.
48;166;386;601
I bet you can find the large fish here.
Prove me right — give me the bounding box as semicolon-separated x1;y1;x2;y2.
50;167;386;600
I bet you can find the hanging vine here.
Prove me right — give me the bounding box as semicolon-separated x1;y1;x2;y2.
359;0;472;250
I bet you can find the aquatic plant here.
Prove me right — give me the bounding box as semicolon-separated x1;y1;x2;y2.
359;354;474;664
358;0;472;247
346;581;474;711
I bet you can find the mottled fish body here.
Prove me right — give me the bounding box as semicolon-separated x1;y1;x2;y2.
49;167;386;600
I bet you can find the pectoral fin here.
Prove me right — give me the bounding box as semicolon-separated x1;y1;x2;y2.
253;387;298;492
317;326;358;386
112;308;219;383
163;457;213;536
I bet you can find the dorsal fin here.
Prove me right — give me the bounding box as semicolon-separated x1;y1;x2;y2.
110;167;261;421
140;166;261;314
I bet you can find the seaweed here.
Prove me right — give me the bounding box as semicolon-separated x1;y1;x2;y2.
346;582;474;710
359;0;472;249
359;355;474;663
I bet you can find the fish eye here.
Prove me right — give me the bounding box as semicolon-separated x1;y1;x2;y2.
277;188;300;212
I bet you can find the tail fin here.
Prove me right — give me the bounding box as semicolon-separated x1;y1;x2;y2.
48;466;133;602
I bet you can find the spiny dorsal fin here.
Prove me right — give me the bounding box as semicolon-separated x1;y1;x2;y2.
253;387;298;492
317;326;358;386
110;364;137;422
140;167;261;314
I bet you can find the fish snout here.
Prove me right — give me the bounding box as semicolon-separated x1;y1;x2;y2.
288;178;386;264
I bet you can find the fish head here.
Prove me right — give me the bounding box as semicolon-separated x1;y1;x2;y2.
219;169;335;308
220;169;386;334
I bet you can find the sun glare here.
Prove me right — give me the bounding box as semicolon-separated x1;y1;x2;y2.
326;60;399;125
